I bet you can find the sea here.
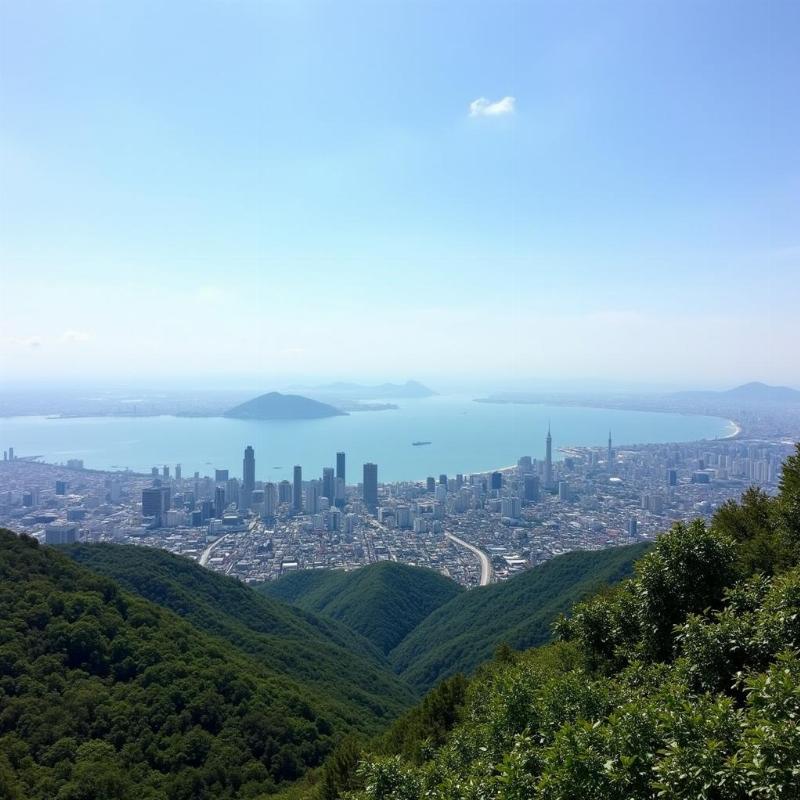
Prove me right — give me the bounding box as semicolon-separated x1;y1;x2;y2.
0;395;736;483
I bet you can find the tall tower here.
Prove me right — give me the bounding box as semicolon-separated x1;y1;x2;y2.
607;430;613;469
322;467;335;502
242;445;255;509
336;451;346;484
363;462;378;513
293;465;302;512
544;424;553;489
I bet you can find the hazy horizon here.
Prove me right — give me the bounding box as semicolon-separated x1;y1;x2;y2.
2;1;799;386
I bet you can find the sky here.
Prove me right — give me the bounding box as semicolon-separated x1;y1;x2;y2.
1;0;798;391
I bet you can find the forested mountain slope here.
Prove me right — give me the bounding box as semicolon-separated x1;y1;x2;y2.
389;543;649;691
319;444;800;800
259;561;462;654
0;531;405;800
68;544;417;722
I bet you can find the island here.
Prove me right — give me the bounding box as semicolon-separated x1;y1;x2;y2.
293;379;437;400
223;392;347;420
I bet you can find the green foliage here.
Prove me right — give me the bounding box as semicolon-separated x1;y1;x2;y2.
345;444;800;799
558;520;737;668
68;544;416;725
377;672;468;764
713;487;795;575
390;543;649;691
258;561;462;655
0;531;412;799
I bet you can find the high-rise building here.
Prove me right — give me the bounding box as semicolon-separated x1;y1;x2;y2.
426;476;436;492
305;483;319;515
162;465;170;480
55;480;67;495
242;446;255;509
628;518;638;538
142;486;170;526
544;425;553;489
264;482;277;519
523;474;540;502
214;485;226;518
490;472;503;491
607;431;613;469
334;477;345;508
322;467;335;503
363;463;378;512
667;468;678;486
45;523;78;545
215;469;229;483
226;477;239;508
175;464;182;482
336;451;346;484
293;465;302;512
278;480;292;503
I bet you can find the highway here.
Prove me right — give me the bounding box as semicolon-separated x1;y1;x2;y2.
199;532;231;567
445;532;493;586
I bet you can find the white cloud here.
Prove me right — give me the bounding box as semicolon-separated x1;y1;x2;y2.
469;96;516;117
61;329;91;343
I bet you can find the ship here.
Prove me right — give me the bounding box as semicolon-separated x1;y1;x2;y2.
411;441;432;446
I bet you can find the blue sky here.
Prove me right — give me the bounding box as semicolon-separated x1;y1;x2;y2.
1;0;798;389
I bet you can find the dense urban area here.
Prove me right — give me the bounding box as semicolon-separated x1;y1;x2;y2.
2;403;795;588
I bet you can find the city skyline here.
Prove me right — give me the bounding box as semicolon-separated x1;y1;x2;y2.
1;1;799;386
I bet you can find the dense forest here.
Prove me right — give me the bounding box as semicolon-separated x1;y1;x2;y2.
0;535;413;799
317;444;800;799
67;544;416;721
259;561;463;654
389;543;649;691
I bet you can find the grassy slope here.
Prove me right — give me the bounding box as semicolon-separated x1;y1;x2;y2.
68;543;417;727
390;543;650;691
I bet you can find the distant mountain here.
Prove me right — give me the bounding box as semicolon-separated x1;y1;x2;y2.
224;391;346;419
722;382;800;402
0;531;417;800
389;543;650;691
259;561;462;654
301;380;437;399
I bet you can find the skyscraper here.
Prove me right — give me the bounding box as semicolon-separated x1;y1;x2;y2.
363;462;378;512
293;465;302;512
214;485;226;518
242;445;255;509
607;431;613;469
322;467;335;502
336;451;346;484
544;425;553;489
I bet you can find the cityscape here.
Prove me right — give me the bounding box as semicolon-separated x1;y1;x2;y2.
2;421;793;588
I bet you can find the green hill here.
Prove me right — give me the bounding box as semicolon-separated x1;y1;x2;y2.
0;530;410;799
317;445;800;800
259;562;462;654
67;544;417;722
389;543;650;691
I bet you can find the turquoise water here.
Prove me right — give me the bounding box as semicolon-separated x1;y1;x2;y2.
0;396;734;482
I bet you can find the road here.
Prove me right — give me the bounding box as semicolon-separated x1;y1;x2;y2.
199;532;231;567
445;532;493;586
